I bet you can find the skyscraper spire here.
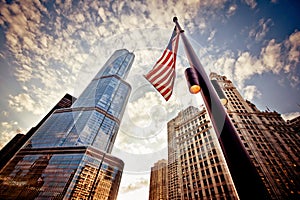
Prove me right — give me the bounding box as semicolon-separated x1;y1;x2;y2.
25;49;134;153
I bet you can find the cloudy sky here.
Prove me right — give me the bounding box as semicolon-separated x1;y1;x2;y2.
0;0;299;199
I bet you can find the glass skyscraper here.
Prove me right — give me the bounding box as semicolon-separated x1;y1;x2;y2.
0;49;135;199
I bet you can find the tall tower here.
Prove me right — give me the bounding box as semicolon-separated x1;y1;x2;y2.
167;106;239;200
167;117;181;200
149;159;168;200
0;49;134;199
210;72;300;199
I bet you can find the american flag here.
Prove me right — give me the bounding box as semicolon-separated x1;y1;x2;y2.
144;27;180;101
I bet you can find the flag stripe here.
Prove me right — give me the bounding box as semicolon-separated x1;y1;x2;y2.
145;66;175;101
144;27;179;101
147;65;175;99
145;50;172;79
146;52;175;84
152;50;168;69
154;62;175;84
148;61;174;84
153;68;175;91
155;71;175;95
152;66;175;101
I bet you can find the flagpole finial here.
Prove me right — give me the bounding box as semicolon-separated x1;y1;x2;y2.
173;17;184;32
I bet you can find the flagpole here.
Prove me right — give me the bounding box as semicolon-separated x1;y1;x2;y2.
173;17;270;200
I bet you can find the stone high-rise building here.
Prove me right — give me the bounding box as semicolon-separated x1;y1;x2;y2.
149;159;168;200
167;106;239;199
210;72;300;199
287;115;300;133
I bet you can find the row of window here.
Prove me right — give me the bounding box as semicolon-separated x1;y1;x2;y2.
182;179;233;199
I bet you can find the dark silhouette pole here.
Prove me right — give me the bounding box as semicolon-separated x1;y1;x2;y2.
173;17;270;200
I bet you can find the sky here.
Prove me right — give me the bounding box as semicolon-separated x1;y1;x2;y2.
0;0;299;199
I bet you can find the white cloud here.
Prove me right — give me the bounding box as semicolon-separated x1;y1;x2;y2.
97;7;108;22
249;18;273;41
208;29;216;42
116;127;167;155
199;0;228;7
14;64;33;82
244;0;257;9
7;89;65;117
118;174;150;200
0;130;16;149
0;121;21;149
286;31;300;64
281;112;300;121
127;92;163;127
234;51;264;88
74;13;85;23
261;39;283;73
121;178;148;193
8;93;41;114
211;51;235;81
243;85;262;101
117;89;172;154
1;121;18;129
227;4;237;16
1;111;8;117
209;29;300;90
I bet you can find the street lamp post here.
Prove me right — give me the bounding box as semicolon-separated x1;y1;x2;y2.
173;17;270;200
